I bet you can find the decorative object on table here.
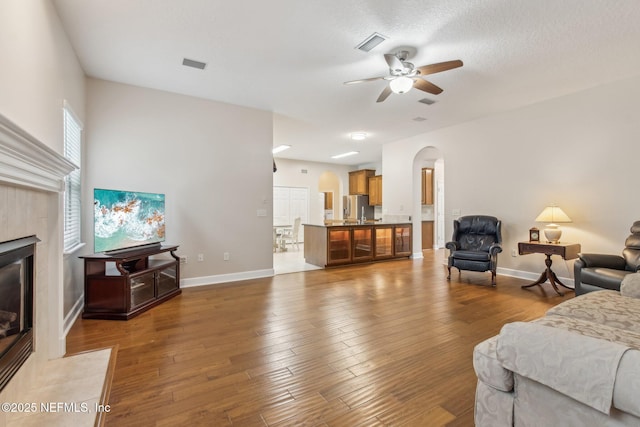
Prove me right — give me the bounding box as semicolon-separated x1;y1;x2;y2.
529;227;540;242
446;215;502;286
535;205;572;243
573;220;640;295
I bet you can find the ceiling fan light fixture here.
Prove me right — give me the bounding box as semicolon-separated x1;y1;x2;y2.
390;76;413;94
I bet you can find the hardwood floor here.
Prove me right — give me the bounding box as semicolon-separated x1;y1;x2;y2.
66;250;571;426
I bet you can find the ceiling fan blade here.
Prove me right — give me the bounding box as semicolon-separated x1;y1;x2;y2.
413;78;443;95
384;53;404;73
416;60;463;76
376;85;393;103
344;76;386;85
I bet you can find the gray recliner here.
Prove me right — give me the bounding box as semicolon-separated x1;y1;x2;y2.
446;215;503;285
574;221;640;295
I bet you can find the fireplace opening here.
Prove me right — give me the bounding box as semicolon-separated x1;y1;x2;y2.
0;235;39;391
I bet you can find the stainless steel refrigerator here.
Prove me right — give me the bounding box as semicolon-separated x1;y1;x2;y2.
343;195;374;221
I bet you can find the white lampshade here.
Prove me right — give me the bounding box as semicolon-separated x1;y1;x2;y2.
535;206;572;223
389;76;414;94
535;206;572;243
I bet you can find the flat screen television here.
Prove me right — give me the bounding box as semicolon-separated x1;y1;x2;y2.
94;188;166;253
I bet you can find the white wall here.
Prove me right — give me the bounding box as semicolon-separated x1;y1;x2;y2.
383;74;640;281
0;0;85;416
84;79;274;282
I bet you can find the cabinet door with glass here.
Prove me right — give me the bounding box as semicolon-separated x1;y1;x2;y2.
352;226;373;262
374;226;394;259
327;228;352;265
394;225;412;257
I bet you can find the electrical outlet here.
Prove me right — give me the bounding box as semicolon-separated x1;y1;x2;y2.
197;253;204;262
180;256;188;264
511;249;517;257
223;252;230;261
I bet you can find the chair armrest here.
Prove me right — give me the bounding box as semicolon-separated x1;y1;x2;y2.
445;241;459;252
489;243;502;256
577;253;627;270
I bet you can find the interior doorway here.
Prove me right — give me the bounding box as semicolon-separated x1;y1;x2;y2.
318;171;341;221
413;147;445;255
273;185;320;275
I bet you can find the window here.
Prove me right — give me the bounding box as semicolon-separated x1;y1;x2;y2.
63;102;83;252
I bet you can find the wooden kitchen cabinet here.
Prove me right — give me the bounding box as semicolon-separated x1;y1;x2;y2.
422;221;434;250
368;175;382;206
349;169;376;195
304;223;412;267
323;192;333;209
327;228;352;264
373;226;394;259
352;226;373;262
394;225;412;257
421;168;434;205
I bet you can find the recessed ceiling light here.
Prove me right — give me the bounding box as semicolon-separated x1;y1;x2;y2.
272;145;291;154
331;151;359;159
350;132;367;141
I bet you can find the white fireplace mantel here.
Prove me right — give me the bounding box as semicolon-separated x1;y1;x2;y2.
0;113;77;193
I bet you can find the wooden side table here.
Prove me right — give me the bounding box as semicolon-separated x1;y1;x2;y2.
518;241;581;296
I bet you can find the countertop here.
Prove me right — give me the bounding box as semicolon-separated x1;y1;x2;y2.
304;221;412;228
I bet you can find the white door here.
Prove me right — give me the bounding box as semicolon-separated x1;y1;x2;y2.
273;186;309;242
436;179;445;248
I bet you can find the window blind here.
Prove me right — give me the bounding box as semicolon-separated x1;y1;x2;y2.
63;103;83;252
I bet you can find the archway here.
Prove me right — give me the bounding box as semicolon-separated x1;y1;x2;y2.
412;146;445;258
318;171;341;222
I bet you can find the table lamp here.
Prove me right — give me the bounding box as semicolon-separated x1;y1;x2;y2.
535;205;572;243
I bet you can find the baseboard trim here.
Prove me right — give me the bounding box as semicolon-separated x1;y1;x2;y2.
181;268;275;288
64;295;84;336
180;264;574;289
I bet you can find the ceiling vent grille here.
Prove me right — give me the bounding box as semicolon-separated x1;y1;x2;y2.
413;117;427;122
355;33;387;52
418;98;436;105
182;58;207;70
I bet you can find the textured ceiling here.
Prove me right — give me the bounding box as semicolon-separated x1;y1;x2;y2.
53;0;640;165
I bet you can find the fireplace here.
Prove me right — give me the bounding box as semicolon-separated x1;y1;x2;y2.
0;235;39;391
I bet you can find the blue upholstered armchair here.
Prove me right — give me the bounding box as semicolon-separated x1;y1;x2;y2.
446;215;503;285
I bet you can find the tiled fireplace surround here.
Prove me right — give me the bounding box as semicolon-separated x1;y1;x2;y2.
0;114;111;426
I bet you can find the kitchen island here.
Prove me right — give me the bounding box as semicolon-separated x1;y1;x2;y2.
304;222;412;267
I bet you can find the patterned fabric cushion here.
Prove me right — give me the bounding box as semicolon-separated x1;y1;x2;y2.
546;290;640;334
621;272;640;299
473;336;513;392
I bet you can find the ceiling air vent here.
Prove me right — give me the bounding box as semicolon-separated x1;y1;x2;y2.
413;117;427;122
418;98;436;105
355;32;387;52
182;58;207;70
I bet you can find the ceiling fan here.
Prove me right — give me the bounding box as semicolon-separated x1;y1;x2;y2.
344;50;463;103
